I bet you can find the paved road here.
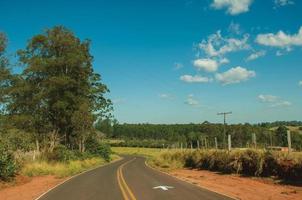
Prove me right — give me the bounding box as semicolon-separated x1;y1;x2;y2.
38;156;234;200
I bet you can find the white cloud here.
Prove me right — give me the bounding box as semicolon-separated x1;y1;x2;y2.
228;22;241;34
246;50;266;61
256;27;302;48
215;66;256;85
199;31;250;58
258;94;292;107
274;0;294;7
159;93;172;99
220;57;230;64
299;81;302;86
180;75;213;83
211;0;253;15
271;101;292;107
185;94;200;106
258;94;278;103
193;58;219;72
174;62;183;70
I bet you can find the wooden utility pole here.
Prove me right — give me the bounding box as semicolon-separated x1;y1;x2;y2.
215;137;218;149
217;112;232;149
287;130;292;153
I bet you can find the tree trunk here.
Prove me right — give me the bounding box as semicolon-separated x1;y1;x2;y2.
49;130;59;152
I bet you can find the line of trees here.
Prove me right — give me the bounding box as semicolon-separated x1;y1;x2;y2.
96;120;302;150
0;26;112;153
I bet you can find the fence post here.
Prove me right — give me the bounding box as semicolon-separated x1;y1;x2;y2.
197;140;200;149
287;130;292;153
228;134;231;151
215;137;218;149
252;133;257;149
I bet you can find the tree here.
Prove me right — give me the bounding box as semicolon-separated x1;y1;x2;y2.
95;118;113;137
275;126;288;147
0;33;11;108
71;102;94;152
5;26;112;152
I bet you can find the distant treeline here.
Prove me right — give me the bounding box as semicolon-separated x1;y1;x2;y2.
256;121;302;127
96;120;302;150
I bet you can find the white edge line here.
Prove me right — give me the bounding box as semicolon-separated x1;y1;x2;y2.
34;157;124;200
144;159;238;200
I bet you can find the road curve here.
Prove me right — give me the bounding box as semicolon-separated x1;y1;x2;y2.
38;156;234;200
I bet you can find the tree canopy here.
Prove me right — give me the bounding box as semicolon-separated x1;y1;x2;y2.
0;26;112;152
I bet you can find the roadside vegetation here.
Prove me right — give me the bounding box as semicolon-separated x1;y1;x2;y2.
0;27;114;182
112;146;302;182
150;149;302;181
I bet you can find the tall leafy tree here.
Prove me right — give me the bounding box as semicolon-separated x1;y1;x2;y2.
0;33;11;107
6;26;112;151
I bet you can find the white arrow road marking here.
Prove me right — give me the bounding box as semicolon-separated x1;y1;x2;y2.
153;186;174;191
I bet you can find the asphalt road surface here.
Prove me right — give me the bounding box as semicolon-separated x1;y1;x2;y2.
38;156;234;200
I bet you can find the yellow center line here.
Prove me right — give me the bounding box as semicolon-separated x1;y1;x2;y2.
117;158;137;200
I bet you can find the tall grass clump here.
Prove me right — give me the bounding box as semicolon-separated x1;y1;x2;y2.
21;155;118;178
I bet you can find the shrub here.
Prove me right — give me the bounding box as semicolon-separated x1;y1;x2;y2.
0;145;18;181
46;145;76;162
237;150;262;176
261;151;278;177
276;157;302;181
86;141;111;161
151;149;302;181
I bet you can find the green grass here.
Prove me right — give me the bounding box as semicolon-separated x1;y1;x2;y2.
21;154;120;178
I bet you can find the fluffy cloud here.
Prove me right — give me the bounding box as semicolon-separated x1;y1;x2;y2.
211;0;253;15
258;94;278;103
185;94;199;106
199;31;250;58
193;58;219;72
274;0;294;7
258;94;292;107
246;50;266;61
299;81;302;86
228;22;241;34
215;66;256;85
256;27;302;48
159;93;172;99
180;75;213;83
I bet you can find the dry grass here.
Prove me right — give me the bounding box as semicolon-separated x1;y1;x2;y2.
21;154;120;178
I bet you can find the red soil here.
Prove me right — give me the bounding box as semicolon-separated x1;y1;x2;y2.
170;169;302;200
0;176;65;200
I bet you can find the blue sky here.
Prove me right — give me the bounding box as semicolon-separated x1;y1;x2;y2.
1;0;302;124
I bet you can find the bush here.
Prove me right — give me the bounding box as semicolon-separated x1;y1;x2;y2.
236;150;262;176
0;145;18;181
152;149;302;181
46;145;76;162
86;140;111;161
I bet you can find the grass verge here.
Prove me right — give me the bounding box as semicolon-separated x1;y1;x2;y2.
21;154;120;178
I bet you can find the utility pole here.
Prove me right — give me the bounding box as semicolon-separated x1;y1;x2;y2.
217;112;232;149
